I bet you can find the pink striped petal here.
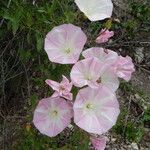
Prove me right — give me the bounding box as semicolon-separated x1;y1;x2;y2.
82;47;118;66
90;136;106;150
61;75;72;92
96;29;114;44
45;79;60;92
100;68;119;92
112;56;135;81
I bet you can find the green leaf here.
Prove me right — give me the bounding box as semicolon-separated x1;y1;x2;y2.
36;33;43;52
104;19;112;29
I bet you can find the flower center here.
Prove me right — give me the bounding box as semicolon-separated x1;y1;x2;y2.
87;76;91;80
52;110;58;116
97;78;101;83
86;74;92;81
65;48;71;54
59;85;65;91
86;103;93;110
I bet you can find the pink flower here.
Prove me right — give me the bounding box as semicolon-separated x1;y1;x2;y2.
112;56;135;81
44;24;87;64
33;97;73;137
96;29;114;44
73;86;120;135
82;47;119;92
75;0;113;21
70;56;119;92
90;136;106;150
82;47;118;65
70;58;106;88
45;75;73;100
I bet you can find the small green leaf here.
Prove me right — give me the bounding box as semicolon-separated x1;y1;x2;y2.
104;19;112;29
36;33;43;52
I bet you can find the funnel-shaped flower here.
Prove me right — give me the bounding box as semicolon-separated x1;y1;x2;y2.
96;29;114;44
82;48;119;91
82;47;118;65
70;58;106;88
73;87;120;134
75;0;113;21
90;136;106;150
45;75;73;100
112;56;135;81
44;24;87;64
33;97;73;137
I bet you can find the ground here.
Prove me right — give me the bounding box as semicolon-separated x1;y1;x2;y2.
0;0;150;149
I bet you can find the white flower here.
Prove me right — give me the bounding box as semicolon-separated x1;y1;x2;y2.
75;0;113;21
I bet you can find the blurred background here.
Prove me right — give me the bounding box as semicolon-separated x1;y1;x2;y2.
0;0;150;149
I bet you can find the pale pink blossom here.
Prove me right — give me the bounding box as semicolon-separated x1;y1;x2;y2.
33;97;73;137
73;86;120;135
75;0;113;21
82;47;119;92
90;136;106;150
45;75;73;100
82;47;118;65
70;58;106;88
112;56;135;81
96;29;114;44
70;56;119;91
44;24;87;64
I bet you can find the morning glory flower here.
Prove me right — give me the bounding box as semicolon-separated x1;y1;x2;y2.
96;29;114;44
90;136;106;150
82;47;119;92
45;75;73;100
33;97;73;137
73;86;120;135
70;57;106;88
75;0;113;21
44;24;87;64
71;55;119;91
82;47;118;65
112;55;135;81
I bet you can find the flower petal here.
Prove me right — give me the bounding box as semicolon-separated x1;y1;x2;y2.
96;29;114;44
82;47;118;66
75;0;113;21
45;79;60;92
61;75;72;91
112;56;135;81
90;136;106;150
100;68;120;92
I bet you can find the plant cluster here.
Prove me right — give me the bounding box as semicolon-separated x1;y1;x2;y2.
32;1;135;149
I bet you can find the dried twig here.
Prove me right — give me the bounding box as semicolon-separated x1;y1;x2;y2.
1;56;6;106
135;64;150;74
0;36;16;58
22;63;31;98
122;97;132;138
